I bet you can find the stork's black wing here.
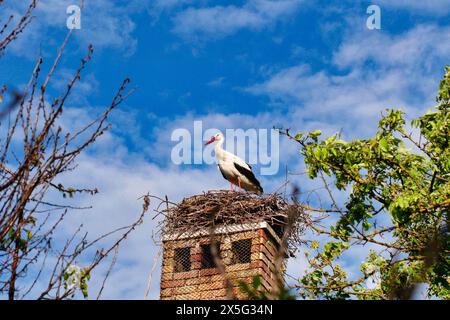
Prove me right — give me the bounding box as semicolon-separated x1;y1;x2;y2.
217;164;228;180
233;162;263;193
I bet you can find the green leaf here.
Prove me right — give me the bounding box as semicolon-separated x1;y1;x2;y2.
252;275;261;289
294;132;304;141
309;130;322;138
379;138;389;152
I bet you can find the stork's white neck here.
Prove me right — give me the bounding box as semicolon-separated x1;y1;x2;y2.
214;138;226;161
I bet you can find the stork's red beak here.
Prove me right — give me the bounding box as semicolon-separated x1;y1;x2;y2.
205;137;216;146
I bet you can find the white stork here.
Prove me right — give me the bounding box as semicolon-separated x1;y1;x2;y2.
205;132;263;194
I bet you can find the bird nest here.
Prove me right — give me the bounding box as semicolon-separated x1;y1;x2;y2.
157;190;310;253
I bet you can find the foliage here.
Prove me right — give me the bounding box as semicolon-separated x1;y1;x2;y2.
286;66;450;299
63;265;91;299
238;275;296;300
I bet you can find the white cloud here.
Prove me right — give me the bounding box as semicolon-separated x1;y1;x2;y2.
172;0;302;40
247;24;450;139
376;0;450;15
3;0;143;58
333;24;450;72
50;69;99;106
207;76;225;87
152;0;197;11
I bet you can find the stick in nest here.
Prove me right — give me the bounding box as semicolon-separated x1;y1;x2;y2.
158;190;310;254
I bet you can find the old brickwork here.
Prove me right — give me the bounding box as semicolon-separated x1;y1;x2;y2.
160;223;282;300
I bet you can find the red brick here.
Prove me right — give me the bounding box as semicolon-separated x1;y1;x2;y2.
191;254;202;262
160;288;173;297
250;260;265;269
199;289;228;300
160;272;173;281
161;265;173;273
258;229;268;240
198;280;226;291
173;285;198;295
262;241;277;257
173;270;199;280
226;263;250;272
199;268;221;276
234;269;258;279
172;293;198;300
251;244;261;253
232;287;247;299
160;279;186;289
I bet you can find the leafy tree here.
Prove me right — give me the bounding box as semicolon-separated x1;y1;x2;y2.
284;66;449;299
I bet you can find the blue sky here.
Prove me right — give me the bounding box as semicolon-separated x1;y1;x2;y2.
1;0;450;299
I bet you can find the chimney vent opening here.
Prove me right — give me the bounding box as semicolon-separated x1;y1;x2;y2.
174;247;191;272
231;239;252;264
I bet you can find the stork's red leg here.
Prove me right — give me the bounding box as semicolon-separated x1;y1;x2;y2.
238;177;241;190
230;181;233;191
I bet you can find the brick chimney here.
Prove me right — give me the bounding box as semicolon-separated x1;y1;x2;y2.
160;221;283;300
